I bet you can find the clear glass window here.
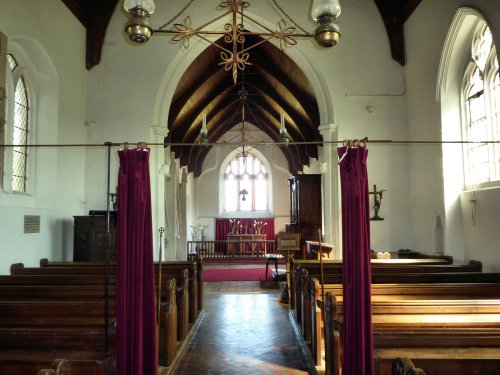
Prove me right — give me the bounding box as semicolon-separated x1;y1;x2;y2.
223;153;268;212
462;25;500;187
7;54;30;192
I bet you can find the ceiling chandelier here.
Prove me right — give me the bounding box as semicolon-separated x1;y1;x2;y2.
123;0;341;84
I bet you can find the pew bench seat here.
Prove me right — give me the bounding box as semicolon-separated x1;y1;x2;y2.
370;313;500;327
0;350;108;375
324;293;500;375
375;348;500;375
0;327;109;351
374;328;500;347
37;359;108;375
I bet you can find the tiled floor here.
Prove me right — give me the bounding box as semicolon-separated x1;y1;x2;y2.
168;281;317;374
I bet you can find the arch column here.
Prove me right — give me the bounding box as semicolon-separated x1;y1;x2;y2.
177;168;188;260
319;123;340;259
150;125;168;259
163;150;179;260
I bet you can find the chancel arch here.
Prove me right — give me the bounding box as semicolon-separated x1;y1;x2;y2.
152;6;336;258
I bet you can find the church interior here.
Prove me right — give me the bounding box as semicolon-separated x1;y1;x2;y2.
1;0;500;374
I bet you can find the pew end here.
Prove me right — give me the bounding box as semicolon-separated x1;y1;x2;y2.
37;358;111;375
392;357;426;375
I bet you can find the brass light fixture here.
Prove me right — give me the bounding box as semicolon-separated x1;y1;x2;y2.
279;111;289;146
199;113;208;144
123;0;156;43
123;0;341;84
311;0;341;47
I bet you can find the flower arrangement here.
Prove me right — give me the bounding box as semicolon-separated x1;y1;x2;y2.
229;219;241;234
189;223;209;240
253;220;267;234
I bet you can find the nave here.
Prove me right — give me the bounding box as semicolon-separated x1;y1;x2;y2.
167;282;316;375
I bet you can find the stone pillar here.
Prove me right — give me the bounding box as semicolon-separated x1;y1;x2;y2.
177;168;188;260
149;125;168;260
164;150;178;260
318;123;340;259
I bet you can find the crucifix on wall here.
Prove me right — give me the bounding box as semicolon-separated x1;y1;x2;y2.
369;184;387;221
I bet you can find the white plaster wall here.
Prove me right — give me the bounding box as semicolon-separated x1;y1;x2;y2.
405;0;500;270
319;0;411;252
0;0;87;274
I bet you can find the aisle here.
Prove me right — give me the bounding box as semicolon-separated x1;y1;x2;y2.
170;285;316;374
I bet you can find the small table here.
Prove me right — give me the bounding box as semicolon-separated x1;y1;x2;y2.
226;233;267;256
265;253;283;280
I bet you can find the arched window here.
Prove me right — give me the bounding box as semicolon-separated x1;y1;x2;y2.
7;54;30;192
462;24;500;186
223;153;268;212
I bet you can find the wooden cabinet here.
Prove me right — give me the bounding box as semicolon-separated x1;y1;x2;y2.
286;174;322;257
73;212;117;262
287;174;322;225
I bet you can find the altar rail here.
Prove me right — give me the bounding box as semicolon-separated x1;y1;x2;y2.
187;240;276;261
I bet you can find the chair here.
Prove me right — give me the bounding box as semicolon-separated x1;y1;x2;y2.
265;253;283;280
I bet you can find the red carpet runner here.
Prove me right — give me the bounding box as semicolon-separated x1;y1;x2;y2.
204;268;273;282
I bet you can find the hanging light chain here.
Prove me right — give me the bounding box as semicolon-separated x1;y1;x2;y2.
270;0;311;36
158;0;196;30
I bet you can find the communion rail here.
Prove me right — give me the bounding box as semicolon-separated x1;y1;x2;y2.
187;240;276;261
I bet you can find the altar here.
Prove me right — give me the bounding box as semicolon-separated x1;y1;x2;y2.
226;233;267;256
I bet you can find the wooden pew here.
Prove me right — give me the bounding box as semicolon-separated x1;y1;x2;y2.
0;285;118;300
0;301;115;375
291;259;483;321
308;279;500;367
1;353;110;375
324;291;500;375
37;359;109;375
153;261;202;323
392;358;426;375
9;264;191;342
299;270;500;338
38;257;204;321
289;258;480;313
0;275;178;368
381;350;500;375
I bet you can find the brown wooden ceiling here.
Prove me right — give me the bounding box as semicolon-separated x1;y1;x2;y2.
61;0;422;174
166;33;321;176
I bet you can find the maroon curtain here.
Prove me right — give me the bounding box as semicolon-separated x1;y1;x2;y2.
338;145;374;375
215;218;275;241
116;148;157;375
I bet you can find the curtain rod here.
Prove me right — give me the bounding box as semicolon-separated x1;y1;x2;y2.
1;139;499;148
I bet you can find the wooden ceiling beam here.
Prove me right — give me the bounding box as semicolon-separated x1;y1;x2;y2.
250;62;319;126
246;81;314;139
168;62;226;125
372;0;422;66
61;0;119;69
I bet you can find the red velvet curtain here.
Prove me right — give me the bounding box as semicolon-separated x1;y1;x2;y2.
338;145;374;375
215;218;275;241
116;148;157;375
